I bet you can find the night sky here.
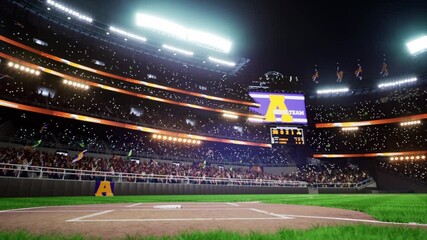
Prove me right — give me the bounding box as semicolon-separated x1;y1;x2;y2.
68;0;427;85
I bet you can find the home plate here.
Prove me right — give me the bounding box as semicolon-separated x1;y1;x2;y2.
153;205;182;209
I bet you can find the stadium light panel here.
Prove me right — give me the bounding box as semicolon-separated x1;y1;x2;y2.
223;113;238;119
247;117;264;123
136;14;187;39
316;88;349;94
208;56;236;67
378;77;417;89
46;0;93;23
400;120;421;126
341;127;359;131
109;26;147;42
136;13;232;53
162;44;194;56
187;29;231;53
7;61;40;76
63;79;89;90
406;36;427;55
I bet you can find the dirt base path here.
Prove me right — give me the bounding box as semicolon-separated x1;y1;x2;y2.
0;202;425;239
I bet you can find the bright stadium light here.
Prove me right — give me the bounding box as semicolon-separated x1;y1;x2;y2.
136;14;187;39
7;61;40;76
187;29;232;53
316;88;349;94
162;44;194;56
136;13;232;53
378;77;417;89
63;79;89;90
247;117;264;123
208;56;236;67
400;120;421;126
46;0;93;23
109;26;147;42
223;113;238;119
406;36;427;55
341;127;359;131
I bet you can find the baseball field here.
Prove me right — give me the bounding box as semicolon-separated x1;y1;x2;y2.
0;194;426;239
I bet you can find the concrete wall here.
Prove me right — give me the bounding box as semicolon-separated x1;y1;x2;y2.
263;166;298;175
0;177;309;197
375;171;427;193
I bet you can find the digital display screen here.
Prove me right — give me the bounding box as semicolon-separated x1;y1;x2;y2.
249;92;307;124
270;126;304;145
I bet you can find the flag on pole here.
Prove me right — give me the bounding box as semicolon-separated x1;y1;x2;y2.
380;55;389;77
32;139;42;149
354;60;363;80
336;63;344;82
126;149;133;160
72;150;87;163
39;123;48;134
312;65;319;84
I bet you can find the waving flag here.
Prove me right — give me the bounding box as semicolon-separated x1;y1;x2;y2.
126;149;133;160
32;139;42;149
39;123;48;134
355;60;363;80
380;55;389;77
312;65;319;84
336;63;344;82
72;150;87;163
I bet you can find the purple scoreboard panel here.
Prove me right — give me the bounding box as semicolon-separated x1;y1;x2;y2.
248;92;307;124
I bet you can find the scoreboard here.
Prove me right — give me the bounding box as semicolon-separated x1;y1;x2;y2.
270;126;304;145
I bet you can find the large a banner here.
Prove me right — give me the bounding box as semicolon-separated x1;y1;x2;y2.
249;92;307;124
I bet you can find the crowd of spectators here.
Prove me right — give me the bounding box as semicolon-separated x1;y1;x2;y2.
5;111;295;166
306;87;426;123
0;43;250;113
0;9;254;104
0;147;371;186
291;163;371;185
378;160;426;184
306;124;426;153
0;74;269;142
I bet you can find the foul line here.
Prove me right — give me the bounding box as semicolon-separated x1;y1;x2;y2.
285;214;427;227
66;210;115;222
122;208;251;211
70;217;289;222
0;206;46;213
5;210;101;213
249;208;293;219
126;203;144;208
226;203;240;207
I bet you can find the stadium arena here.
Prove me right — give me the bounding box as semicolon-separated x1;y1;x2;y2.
0;0;426;239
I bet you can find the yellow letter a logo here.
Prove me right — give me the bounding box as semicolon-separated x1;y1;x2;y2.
95;181;114;197
265;95;293;122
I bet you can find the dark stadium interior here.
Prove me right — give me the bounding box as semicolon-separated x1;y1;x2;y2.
0;0;426;198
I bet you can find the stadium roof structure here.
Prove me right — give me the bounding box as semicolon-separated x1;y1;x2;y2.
17;0;248;76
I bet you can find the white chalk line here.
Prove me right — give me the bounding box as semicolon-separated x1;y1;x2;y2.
6;210;102;213
122;208;252;211
126;203;144;208
249;208;293;219
0;206;46;213
226;203;240;207
284;214;427;227
66;210;115;222
70;217;288;222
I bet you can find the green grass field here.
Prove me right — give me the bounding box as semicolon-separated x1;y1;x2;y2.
0;194;426;239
